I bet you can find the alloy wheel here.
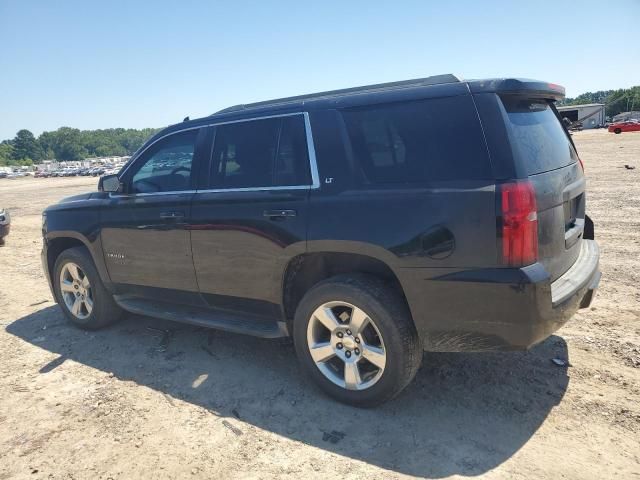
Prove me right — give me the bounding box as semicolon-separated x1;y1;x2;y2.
306;301;386;391
59;262;93;320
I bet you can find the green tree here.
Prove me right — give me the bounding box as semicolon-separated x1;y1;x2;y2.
50;127;88;161
11;129;43;161
95;143;126;157
1;126;160;162
38;131;57;159
0;142;14;166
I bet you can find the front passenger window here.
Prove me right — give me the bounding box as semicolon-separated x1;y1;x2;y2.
131;129;198;193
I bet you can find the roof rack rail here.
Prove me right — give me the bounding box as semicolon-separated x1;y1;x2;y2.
214;73;461;115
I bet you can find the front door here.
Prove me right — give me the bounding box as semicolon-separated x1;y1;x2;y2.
100;127;206;304
190;113;316;317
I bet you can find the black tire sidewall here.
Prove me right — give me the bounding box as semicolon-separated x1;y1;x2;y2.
293;276;419;406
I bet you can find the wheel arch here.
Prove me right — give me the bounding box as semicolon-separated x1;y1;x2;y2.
45;232;112;292
281;251;411;333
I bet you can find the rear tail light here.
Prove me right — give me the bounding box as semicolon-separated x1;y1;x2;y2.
497;180;538;267
578;156;585;172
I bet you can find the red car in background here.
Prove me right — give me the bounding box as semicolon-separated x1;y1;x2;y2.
608;120;640;134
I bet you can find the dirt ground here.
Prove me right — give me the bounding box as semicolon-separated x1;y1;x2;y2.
1;130;639;479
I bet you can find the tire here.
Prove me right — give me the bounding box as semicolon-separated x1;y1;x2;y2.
614;128;622;134
293;274;422;407
53;246;122;330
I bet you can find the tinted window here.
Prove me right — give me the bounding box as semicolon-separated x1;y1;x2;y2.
131;129;198;193
341;96;491;184
211;115;310;189
502;97;578;175
275;115;311;185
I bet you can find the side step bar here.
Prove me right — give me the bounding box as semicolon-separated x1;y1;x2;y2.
113;295;288;339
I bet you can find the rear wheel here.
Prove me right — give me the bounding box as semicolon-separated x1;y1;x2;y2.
293;275;422;407
614;128;622;134
54;247;122;330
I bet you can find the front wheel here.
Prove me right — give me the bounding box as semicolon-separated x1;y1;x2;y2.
614;128;622;134
293;275;422;407
54;247;122;330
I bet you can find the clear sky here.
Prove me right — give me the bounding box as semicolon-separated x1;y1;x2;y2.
1;0;638;140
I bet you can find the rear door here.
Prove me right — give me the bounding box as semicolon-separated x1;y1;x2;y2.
190;113;317;318
500;96;585;280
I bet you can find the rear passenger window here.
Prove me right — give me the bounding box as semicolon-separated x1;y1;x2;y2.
341;96;491;183
211;115;311;189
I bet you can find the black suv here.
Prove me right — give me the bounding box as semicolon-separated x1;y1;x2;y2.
42;75;600;406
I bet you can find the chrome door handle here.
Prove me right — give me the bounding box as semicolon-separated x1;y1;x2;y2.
263;209;297;219
160;211;185;220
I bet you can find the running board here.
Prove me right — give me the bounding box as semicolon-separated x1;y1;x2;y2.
113;295;288;339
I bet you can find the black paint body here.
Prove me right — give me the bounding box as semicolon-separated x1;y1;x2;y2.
42;76;601;351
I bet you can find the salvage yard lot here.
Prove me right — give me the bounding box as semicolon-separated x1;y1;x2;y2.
0;130;639;479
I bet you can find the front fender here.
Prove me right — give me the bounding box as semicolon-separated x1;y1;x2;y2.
43;197;112;292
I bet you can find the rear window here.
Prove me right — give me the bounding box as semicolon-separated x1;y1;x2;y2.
340;96;491;184
501;97;578;175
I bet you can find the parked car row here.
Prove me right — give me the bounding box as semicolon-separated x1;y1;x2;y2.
1;166;124;180
36;167;109;178
0;171;32;179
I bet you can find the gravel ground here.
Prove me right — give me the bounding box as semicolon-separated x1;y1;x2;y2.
0;130;639;479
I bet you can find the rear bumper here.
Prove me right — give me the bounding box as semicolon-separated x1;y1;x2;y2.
0;223;9;239
551;239;600;309
400;239;600;351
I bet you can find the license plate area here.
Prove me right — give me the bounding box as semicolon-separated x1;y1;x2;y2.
564;193;583;230
564;193;584;249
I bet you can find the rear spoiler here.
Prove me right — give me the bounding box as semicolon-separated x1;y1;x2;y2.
467;78;565;101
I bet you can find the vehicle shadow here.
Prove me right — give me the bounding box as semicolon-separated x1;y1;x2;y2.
7;306;569;478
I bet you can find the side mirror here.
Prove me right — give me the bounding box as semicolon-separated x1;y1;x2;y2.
98;174;122;193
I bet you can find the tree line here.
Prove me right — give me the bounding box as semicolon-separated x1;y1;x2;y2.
0;127;159;167
559;85;640;118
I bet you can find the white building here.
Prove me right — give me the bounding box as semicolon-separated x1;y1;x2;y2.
556;103;605;129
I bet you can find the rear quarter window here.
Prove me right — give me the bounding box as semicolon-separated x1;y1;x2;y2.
501;97;578;175
340;95;491;184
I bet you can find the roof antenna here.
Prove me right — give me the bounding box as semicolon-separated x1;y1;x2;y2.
183;116;190;122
